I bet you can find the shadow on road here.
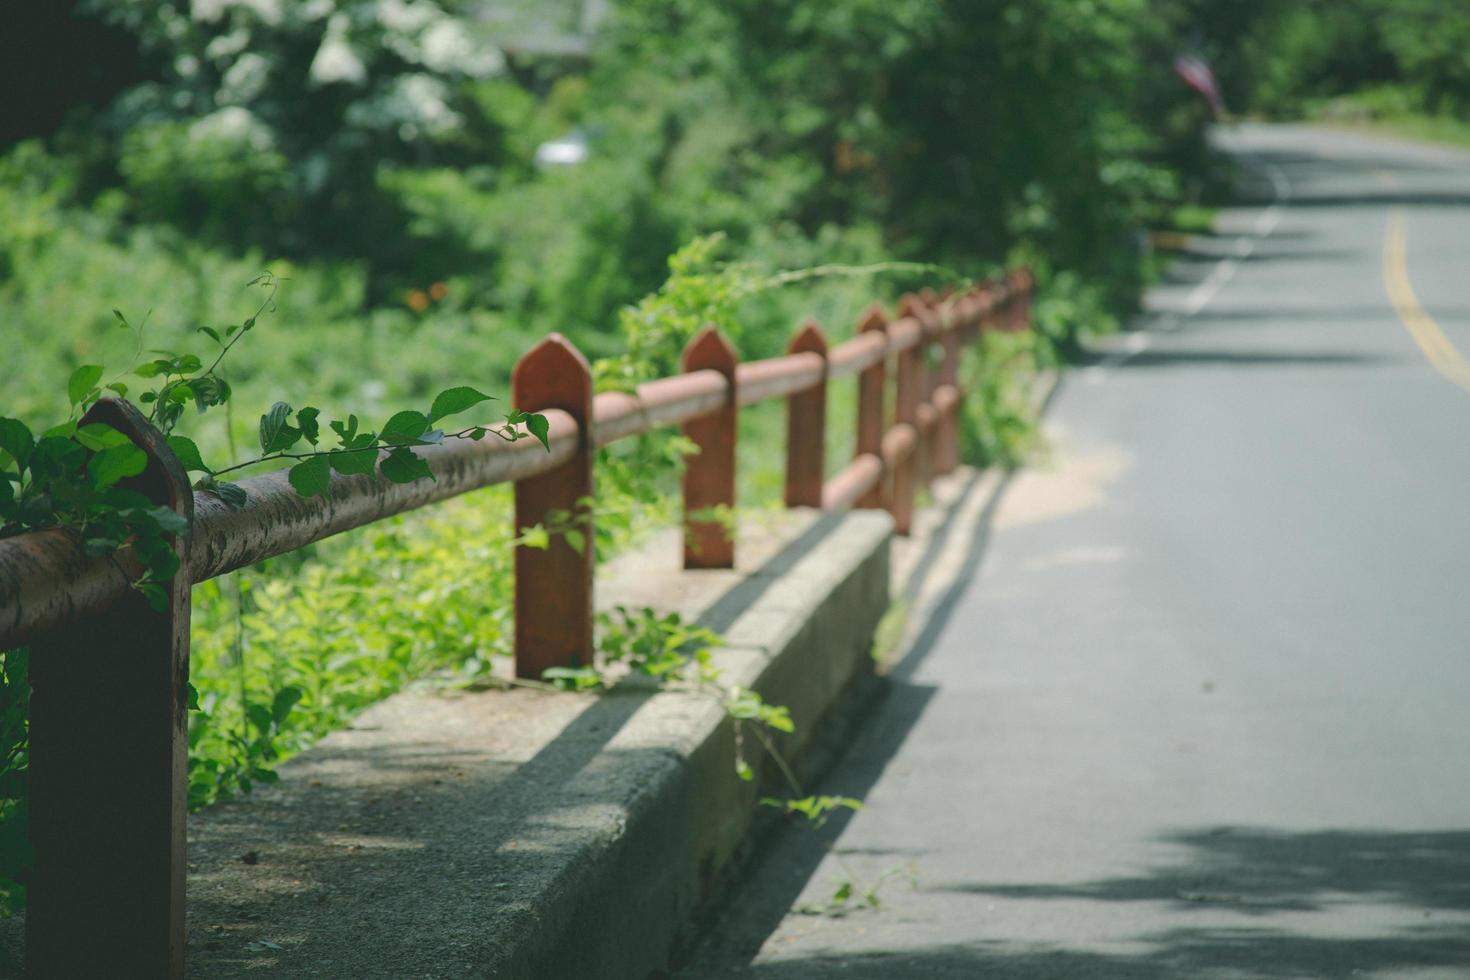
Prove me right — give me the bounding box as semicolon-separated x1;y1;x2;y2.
1106;347;1398;370
713;828;1470;978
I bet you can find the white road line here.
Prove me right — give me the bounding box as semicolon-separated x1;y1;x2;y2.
1088;160;1291;381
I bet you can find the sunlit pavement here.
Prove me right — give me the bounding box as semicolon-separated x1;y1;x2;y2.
677;124;1470;979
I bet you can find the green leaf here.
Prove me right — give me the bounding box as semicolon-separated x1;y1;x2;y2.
246;702;273;735
165;435;209;473
113;308;128;326
519;524;549;550
186;682;202;711
329;414;359;445
378;446;433;484
74;423;130;451
258;401;298;453
136;582;169;613
380;410;430;445
214;481;247;509
0;418;34;469
542;666;604;691
763;710;796;734
188;375;230;413
145;505;190;536
735;760;754;782
296;407;321;445
198;325;221;344
271;686;303;725
428;386;495;424
90;443;147;489
328;447;377;476
526;412;550;451
287;455;332;498
562;528;585;553
82;533;123;557
106;382;128;397
67;364;103;405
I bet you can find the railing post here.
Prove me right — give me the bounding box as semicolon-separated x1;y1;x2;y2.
934;303;961;477
891;311;921;536
854;304;887;510
900;294;937;496
513;334;594;679
784;319;827;509
26;398;192;980
682;326;738;569
1015;267;1034;330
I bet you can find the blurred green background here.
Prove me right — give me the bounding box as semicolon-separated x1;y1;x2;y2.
4;0;1467;923
1;0;1239;437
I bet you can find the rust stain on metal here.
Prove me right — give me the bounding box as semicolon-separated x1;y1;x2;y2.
681;326;738;569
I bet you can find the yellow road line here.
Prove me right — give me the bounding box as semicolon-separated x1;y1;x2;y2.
1382;210;1470;392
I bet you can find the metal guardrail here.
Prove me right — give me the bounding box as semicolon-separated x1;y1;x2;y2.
0;269;1032;978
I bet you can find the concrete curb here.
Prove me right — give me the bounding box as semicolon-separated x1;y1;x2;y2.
175;508;892;979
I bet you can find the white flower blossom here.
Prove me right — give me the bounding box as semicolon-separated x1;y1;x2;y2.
310;15;368;87
205;29;251;63
376;0;437;34
191;0;282;26
219;52;271;104
189;106;276;152
420;19;503;77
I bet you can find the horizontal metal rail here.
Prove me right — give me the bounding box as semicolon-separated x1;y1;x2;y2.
0;411;581;647
827;331;888;379
591;370;729;448
735;351;824;407
821;454;883;511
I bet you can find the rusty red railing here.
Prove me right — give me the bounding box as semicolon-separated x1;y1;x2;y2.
0;269;1031;978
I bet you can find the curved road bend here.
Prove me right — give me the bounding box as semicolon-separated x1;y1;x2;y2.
679;124;1470;979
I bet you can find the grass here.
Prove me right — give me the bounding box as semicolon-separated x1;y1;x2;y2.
1304;85;1470;152
1314;114;1470;152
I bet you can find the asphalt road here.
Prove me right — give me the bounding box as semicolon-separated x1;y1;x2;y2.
677;125;1470;979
